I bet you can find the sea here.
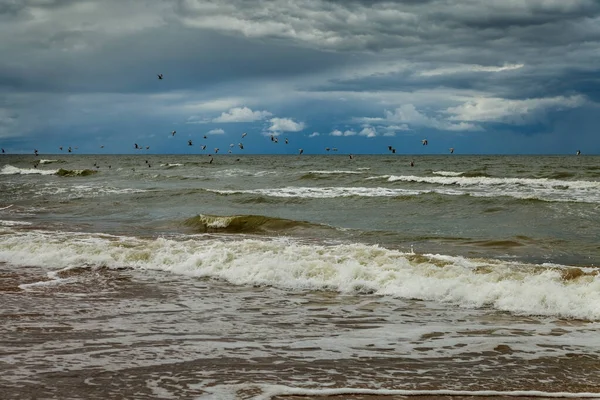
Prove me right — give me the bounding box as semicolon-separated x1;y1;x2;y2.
1;153;599;400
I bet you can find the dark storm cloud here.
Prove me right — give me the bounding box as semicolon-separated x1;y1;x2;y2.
1;0;599;152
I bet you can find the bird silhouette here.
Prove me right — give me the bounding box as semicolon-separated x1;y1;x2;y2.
157;74;163;80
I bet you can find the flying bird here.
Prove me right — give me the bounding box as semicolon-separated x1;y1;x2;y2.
100;145;104;149
299;148;304;155
325;147;330;151
214;148;219;153
171;130;176;136
1;148;4;154
449;148;454;154
238;143;244;149
34;149;38;156
68;147;72;153
242;132;247;138
157;74;163;80
576;150;581;155
134;143;139;149
285;138;289;144
201;145;206;150
422;139;428;146
59;146;63;151
188;140;193;146
388;145;393;151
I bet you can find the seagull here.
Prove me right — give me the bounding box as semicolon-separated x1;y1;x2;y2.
238;143;244;149
146;146;150;150
576;150;581;155
349;154;354;159
34;149;38;156
1;148;4;154
449;147;454;154
59;146;63;151
285;138;288;144
157;74;163;80
388;145;393;151
100;145;104;149
422;139;428;146
392;148;396;153
270;135;275;142
274;137;278;143
134;143;139;149
241;132;247;138
209;156;214;164
171;130;176;136
203;135;207;139
68;147;72;153
325;147;330;152
299;148;304;155
214;148;219;153
188;140;193;146
201;145;206;150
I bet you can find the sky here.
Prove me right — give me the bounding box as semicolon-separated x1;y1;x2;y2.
1;0;600;155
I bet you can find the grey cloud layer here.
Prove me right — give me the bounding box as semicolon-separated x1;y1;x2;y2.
1;0;599;145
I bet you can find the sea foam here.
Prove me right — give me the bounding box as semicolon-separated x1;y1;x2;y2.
1;229;599;320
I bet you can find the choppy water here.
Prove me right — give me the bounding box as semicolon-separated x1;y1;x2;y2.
1;154;599;399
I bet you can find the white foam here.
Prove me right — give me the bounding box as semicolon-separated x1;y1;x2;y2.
0;165;57;175
39;159;60;164
207;186;425;198
216;384;600;400
386;174;600;203
432;170;464;176
307;170;364;174
1;229;599;320
0;220;32;226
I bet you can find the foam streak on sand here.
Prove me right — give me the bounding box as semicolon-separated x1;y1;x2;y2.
1;228;600;320
199;384;600;399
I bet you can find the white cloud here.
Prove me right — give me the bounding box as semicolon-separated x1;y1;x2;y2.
331;129;356;136
208;128;225;135
445;95;586;124
359;126;377;138
419;63;524;77
213;107;272;123
363;104;482;131
309;132;320;137
268;117;305;132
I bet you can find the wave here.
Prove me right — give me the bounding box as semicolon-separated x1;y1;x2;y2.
203;384;600;399
56;168;98;177
1;165;57;175
1;228;599;320
432;170;463;176
206;186;426;198
160;163;184;168
39;159;65;164
386;174;600;203
183;214;317;233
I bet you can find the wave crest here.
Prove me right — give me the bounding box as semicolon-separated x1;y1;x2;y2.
183;214;314;233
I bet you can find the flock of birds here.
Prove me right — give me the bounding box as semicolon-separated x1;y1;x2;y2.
0;73;586;161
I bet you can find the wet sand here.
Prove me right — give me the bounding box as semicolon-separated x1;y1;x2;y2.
1;263;599;400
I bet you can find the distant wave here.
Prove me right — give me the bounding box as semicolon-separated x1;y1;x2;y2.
56;168;98;177
214;168;277;178
432;170;464;176
0;165;98;177
386;174;600;203
207;186;426;198
160;163;184;168
183;214;320;234
2;229;599;320
39;159;65;164
1;165;57;175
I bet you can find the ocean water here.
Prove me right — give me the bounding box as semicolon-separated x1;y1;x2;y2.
1;154;599;399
